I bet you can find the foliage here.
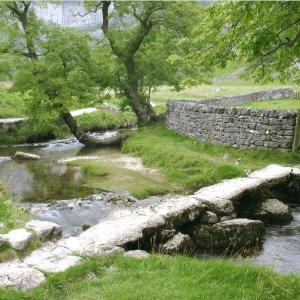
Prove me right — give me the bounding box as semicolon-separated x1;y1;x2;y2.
179;1;300;85
0;84;27;118
122;123;300;192
83;1;205;125
0;1;115;145
2;254;300;299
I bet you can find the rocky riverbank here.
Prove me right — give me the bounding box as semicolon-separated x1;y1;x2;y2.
0;164;298;291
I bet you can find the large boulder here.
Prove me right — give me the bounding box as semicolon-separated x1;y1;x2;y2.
25;220;62;241
5;228;34;250
192;218;265;249
238;199;293;223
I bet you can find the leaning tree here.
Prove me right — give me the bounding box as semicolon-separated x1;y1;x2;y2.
80;1;206;126
0;1;130;146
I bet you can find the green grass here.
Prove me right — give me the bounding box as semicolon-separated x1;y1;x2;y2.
122;123;300;193
67;156;177;199
150;80;298;114
239;99;300;111
75;110;137;131
2;254;300;300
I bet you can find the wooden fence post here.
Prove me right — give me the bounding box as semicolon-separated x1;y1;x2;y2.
292;109;300;152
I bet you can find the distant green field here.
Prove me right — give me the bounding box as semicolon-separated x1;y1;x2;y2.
239;99;300;111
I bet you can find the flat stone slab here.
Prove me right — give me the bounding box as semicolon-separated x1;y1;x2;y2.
0;268;45;291
194;164;293;205
23;242;72;266
33;255;84;273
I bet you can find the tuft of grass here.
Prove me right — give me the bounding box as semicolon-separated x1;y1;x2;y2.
0;191;31;235
1;254;300;300
122;123;300;193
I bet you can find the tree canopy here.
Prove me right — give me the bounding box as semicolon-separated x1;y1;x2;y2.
81;0;205;126
179;0;300;85
0;1;130;146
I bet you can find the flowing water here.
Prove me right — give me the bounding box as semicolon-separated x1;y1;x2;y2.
1;133;300;274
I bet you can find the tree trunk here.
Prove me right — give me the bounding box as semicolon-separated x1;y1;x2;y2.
61;112;132;147
124;59;152;127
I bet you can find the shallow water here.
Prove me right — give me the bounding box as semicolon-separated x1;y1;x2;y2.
250;212;300;274
0;132;120;202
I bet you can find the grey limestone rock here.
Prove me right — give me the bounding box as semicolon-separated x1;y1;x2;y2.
0;268;45;291
240;199;293;223
5;228;34;250
25;220;62;241
193;218;265;249
33;255;84;273
199;211;219;224
159;232;195;255
0;235;7;247
123;250;150;259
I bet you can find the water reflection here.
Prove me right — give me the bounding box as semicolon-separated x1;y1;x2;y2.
250;212;300;274
0;132;120;202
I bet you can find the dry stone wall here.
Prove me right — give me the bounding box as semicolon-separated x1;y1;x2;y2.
165;88;297;151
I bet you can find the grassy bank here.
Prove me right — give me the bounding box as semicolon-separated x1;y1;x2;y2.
68;122;300;198
121;123;300;193
2;254;300;300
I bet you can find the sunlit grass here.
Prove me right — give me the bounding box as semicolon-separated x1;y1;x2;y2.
67;155;177;199
2;254;300;300
239;99;300;111
122;123;300;193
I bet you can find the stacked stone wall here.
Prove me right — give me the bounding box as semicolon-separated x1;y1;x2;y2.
165;89;297;151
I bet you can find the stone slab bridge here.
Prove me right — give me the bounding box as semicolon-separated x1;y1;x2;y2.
0;164;298;291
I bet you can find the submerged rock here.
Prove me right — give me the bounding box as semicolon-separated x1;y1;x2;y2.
13;151;41;160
